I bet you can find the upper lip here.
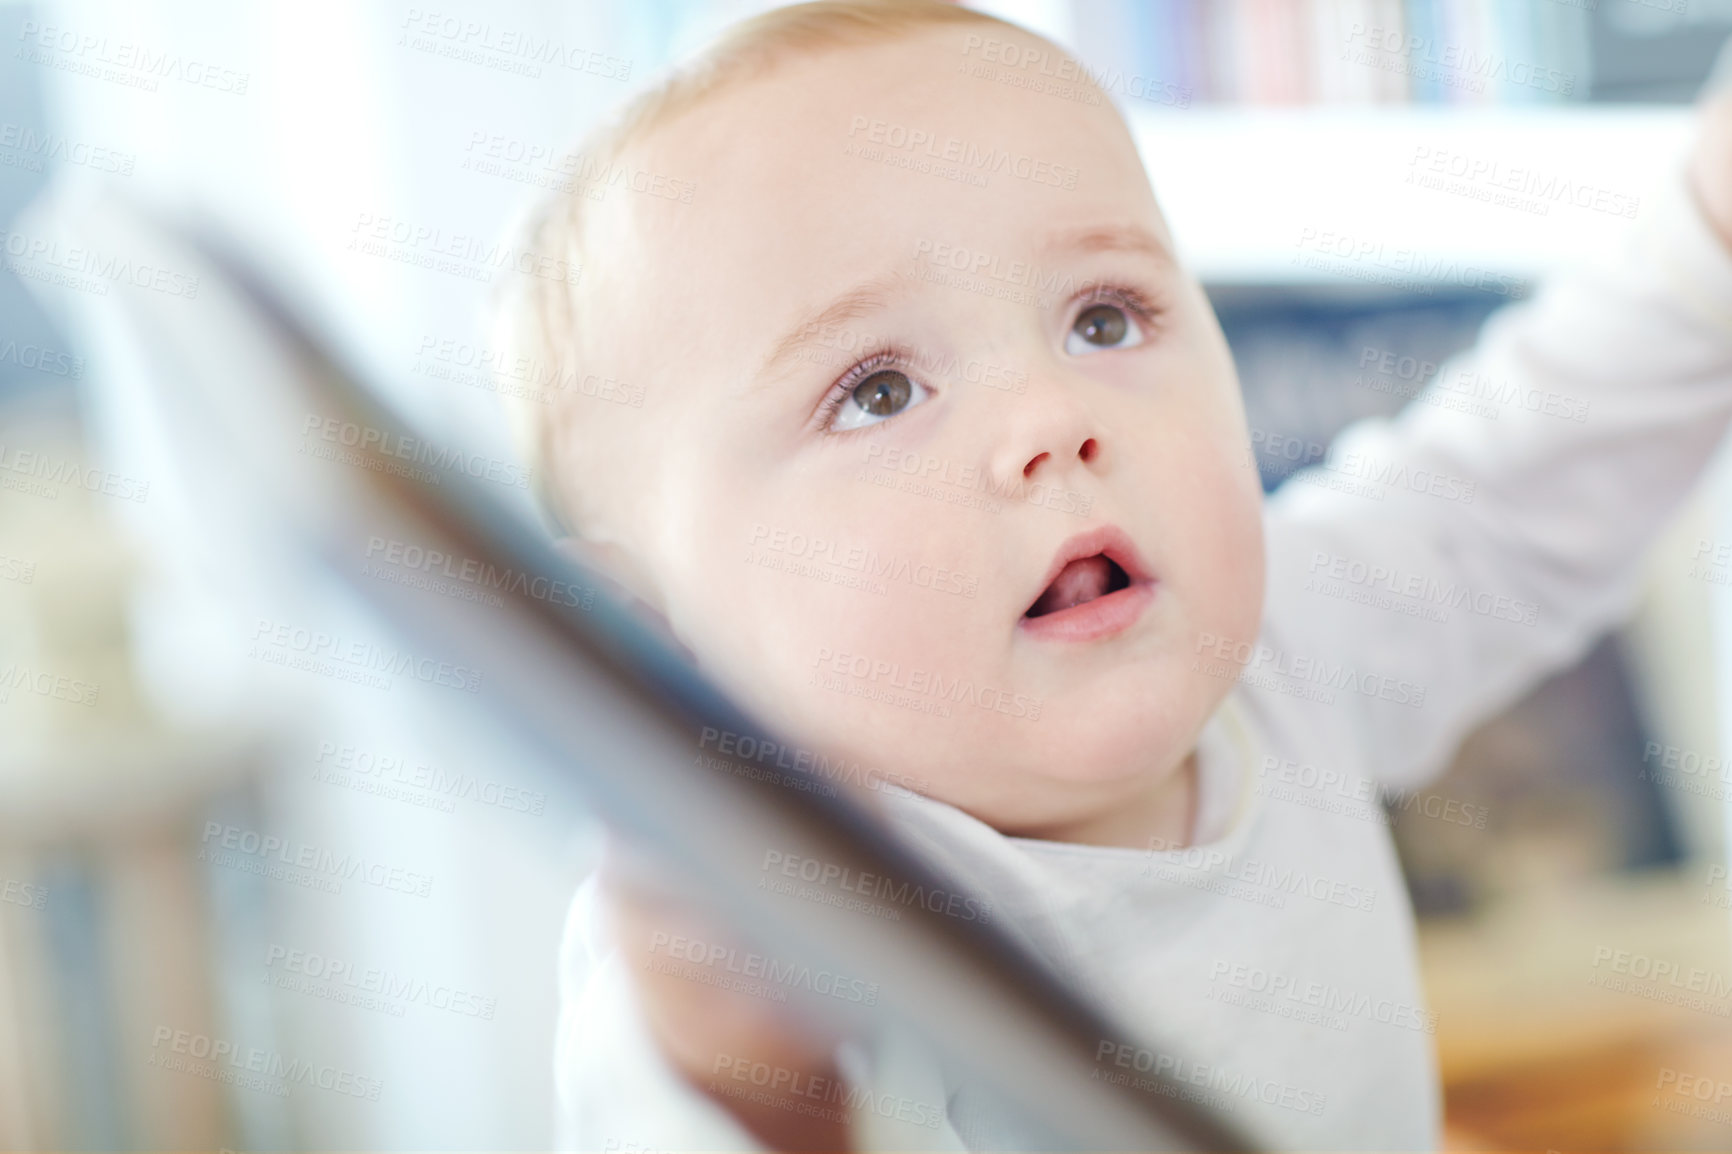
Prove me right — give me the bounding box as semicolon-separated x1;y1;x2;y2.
1024;524;1154;615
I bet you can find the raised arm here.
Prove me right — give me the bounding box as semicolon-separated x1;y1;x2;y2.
1258;95;1732;791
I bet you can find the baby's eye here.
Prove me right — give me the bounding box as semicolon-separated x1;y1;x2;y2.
831;369;929;432
1066;301;1144;355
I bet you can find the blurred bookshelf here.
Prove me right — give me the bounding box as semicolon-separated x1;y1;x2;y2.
1058;0;1731;105
1068;0;1591;106
997;0;1712;284
689;1;1732;109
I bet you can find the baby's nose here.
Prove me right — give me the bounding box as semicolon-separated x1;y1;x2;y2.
1022;436;1100;480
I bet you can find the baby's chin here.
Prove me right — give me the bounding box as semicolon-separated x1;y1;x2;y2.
897;705;1204;826
1030;716;1197;792
1040;657;1218;761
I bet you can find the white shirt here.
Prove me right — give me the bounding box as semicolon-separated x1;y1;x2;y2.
554;168;1732;1152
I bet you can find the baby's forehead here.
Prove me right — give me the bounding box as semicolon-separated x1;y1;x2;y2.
573;29;1162;378
633;28;1131;187
613;43;1145;243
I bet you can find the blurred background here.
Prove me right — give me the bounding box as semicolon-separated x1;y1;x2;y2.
2;0;1731;1150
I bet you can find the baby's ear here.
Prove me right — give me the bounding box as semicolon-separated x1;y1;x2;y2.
552;536;697;665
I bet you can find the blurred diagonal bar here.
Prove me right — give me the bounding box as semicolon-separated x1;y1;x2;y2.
25;190;1261;1153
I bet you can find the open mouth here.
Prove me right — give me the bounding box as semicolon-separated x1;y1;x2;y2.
1024;554;1131;619
1018;525;1156;643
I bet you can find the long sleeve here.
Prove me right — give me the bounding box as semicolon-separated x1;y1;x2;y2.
1259;166;1732;790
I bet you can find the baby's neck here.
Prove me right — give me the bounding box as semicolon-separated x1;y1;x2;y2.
1018;749;1199;850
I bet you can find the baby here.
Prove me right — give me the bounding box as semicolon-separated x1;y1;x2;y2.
496;2;1732;1150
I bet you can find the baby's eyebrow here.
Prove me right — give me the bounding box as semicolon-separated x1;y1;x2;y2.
1038;222;1176;268
750;223;1173;391
753;269;911;385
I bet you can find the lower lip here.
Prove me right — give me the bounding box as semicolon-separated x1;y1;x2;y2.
1017;581;1155;643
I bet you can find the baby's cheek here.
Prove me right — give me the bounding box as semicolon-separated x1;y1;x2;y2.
667;512;800;687
1158;447;1263;628
687;555;881;722
1200;470;1267;640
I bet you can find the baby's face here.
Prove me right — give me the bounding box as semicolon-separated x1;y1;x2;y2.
566;27;1264;840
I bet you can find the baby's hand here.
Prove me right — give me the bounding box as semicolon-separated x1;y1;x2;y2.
602;857;856;1152
1691;88;1732;254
